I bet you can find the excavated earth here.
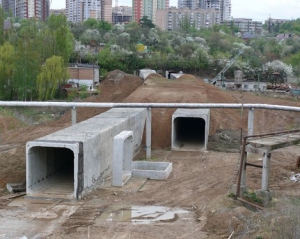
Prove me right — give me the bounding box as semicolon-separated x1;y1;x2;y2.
1;70;300;238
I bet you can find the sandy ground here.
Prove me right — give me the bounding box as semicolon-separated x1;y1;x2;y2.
1;71;300;238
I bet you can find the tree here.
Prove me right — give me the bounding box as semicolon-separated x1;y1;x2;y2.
0;7;5;45
72;40;89;63
139;16;155;28
48;15;74;64
180;15;196;33
36;56;68;101
83;18;98;29
0;42;14;100
98;20;112;33
13;38;41;101
80;29;101;45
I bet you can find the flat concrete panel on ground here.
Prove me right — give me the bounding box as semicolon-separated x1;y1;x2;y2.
26;108;147;200
172;109;210;151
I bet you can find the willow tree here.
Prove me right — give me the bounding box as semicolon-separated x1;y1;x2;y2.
36;56;68;101
0;42;14;100
0;7;5;46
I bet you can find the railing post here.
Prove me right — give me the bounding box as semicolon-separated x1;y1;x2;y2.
72;106;77;125
262;151;271;191
248;108;254;136
146;107;152;159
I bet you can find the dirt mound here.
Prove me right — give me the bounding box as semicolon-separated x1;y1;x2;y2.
105;69;128;82
145;73;164;80
178;74;197;80
124;78;243;147
124;78;300;148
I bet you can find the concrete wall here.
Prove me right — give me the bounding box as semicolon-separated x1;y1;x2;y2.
26;108;147;199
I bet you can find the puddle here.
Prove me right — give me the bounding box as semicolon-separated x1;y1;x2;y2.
96;205;190;224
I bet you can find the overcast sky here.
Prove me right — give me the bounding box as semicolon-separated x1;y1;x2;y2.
51;0;300;22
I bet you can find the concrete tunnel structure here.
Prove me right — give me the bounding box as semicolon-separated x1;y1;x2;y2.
172;109;210;151
26;107;211;200
26;108;147;200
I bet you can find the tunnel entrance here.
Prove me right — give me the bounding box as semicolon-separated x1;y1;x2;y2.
174;117;205;148
27;146;75;199
172;109;210;151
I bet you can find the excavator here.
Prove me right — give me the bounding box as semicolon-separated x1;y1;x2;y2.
211;50;243;86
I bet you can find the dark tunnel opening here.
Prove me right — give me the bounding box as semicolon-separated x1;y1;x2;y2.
174;117;206;149
28;146;75;198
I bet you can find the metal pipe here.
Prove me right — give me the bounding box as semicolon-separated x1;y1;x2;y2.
0;102;300;112
236;197;264;210
146;108;152;159
245;163;263;168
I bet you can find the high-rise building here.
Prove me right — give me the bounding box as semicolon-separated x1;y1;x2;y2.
66;0;112;23
132;0;143;22
200;0;231;22
101;0;112;23
2;0;50;20
132;0;168;23
178;0;231;22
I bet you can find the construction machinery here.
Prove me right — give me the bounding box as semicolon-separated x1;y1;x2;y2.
211;50;243;86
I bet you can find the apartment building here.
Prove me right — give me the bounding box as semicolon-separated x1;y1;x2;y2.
101;0;112;22
178;0;231;22
156;7;219;31
66;0;112;23
133;0;168;23
2;0;50;21
223;18;262;35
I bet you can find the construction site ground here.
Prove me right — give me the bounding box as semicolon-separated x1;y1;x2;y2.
1;70;300;238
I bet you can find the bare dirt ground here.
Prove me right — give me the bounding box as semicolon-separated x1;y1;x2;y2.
1;71;300;238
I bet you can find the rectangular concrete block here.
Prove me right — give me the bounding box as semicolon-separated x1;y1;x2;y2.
26;108;147;200
172;108;210;151
132;161;172;180
112;131;134;187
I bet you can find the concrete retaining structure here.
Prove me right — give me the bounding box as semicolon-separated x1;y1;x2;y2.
172;108;210;151
112;131;134;187
26;108;147;200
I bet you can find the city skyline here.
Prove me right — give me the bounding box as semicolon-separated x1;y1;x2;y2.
51;0;300;22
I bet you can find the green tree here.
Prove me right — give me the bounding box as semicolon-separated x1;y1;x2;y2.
0;42;14;100
139;16;155;28
13;38;41;101
36;56;68;100
83;18;98;29
180;15;196;33
0;7;5;45
48;15;74;64
98;20;112;33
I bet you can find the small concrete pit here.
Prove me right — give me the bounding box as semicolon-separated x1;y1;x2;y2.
26;108;147;200
172;109;210;151
132;161;172;180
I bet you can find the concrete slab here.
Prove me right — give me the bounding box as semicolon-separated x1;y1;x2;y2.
172;109;210;151
132;161;172;180
26;108;147;200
